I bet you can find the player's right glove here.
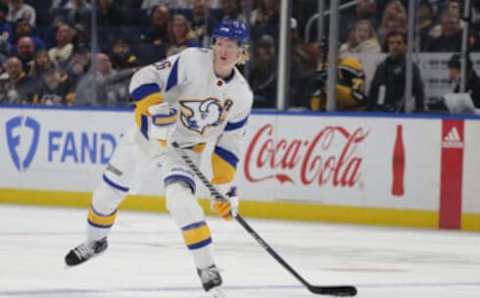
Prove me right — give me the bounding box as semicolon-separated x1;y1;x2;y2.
147;102;177;140
211;186;239;221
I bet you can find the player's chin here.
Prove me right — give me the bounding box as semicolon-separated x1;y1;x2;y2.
217;60;234;69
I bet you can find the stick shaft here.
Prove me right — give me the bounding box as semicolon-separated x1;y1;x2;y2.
170;142;357;296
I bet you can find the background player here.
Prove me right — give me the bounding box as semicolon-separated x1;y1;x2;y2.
65;20;253;298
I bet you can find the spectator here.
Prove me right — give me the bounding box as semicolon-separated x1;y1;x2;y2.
50;0;80;9
110;38;138;70
15;36;36;73
447;54;480;108
138;4;170;64
378;0;407;47
166;13;199;56
75;53;131;106
250;34;276;108
32;68;75;105
339;19;381;57
65;46;90;85
429;0;463;38
219;0;245;22
97;0;124;26
48;23;75;69
0;2;13;55
468;31;480;51
115;0;143;9
94;53;114;81
140;5;170;46
141;0;191;11
473;0;480;32
191;0;216;46
7;0;36;26
0;56;35;103
75;52;111;105
442;0;462;19
29;50;53;81
289;18;318;108
424;11;462;52
12;18;45;51
340;0;378;42
142;0;166;11
355;0;378;23
72;23;89;49
51;0;91;29
417;0;435;51
368;31;425;112
249;0;279;40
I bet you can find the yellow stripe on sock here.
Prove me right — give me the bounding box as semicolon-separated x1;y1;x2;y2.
88;206;117;227
182;224;211;247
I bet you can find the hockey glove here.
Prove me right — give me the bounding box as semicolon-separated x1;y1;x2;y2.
211;186;239;221
147;102;177;140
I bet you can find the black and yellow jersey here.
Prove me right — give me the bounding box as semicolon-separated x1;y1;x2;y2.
310;56;367;111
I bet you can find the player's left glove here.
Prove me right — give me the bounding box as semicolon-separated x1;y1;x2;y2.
211;186;239;221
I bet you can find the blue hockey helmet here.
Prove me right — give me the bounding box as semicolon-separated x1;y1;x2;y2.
212;20;250;45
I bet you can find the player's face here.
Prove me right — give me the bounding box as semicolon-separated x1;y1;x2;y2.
213;37;242;69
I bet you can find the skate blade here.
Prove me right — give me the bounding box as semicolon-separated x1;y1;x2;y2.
210;287;226;298
63;250;107;269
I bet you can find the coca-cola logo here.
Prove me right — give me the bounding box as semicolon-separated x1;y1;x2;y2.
244;124;369;188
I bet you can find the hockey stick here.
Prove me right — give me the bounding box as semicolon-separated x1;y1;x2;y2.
171;142;357;297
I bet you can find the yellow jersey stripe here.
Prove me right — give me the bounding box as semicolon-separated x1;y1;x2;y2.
191;143;206;153
211;153;236;184
134;92;164;128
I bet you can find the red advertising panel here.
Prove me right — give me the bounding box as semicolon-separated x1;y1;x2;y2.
439;120;464;229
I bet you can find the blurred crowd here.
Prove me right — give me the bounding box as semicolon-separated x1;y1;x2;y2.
0;0;478;113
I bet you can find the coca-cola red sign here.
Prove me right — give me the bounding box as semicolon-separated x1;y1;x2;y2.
244;124;369;188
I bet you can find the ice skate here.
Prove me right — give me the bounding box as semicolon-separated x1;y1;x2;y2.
197;265;225;297
64;237;108;266
209;286;226;298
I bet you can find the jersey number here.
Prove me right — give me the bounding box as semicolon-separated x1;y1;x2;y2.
153;60;172;70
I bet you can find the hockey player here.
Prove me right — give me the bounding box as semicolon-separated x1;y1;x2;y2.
65;20;253;298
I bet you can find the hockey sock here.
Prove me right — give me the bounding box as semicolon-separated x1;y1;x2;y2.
181;221;215;269
87;179;127;242
166;183;215;269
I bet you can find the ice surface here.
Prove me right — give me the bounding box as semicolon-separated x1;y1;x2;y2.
1;205;479;298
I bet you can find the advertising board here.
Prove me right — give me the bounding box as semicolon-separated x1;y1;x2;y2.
1;107;478;230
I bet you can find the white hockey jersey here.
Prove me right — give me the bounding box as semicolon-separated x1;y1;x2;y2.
129;47;253;186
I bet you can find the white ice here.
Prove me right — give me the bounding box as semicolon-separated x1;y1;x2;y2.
1;205;479;298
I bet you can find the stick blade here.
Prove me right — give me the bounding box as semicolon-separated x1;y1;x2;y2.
309;285;357;296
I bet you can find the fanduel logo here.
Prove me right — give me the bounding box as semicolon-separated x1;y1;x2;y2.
6;116;41;171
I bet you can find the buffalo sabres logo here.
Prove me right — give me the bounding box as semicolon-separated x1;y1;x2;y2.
180;98;233;134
